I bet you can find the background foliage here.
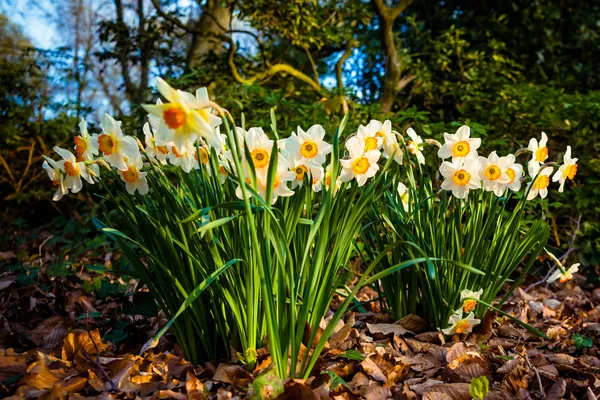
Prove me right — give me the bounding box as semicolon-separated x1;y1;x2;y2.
1;0;598;264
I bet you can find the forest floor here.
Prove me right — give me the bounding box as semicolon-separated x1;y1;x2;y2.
1;221;599;400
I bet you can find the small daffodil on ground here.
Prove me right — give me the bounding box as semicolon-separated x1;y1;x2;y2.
53;146;94;193
499;154;523;192
459;289;483;313
527;132;549;171
118;155;149;195
282;125;332;168
552;145;578;192
442;311;481;335
74;118;98;161
478;151;511;196
439;158;481;199
340;136;381;187
438;125;481;161
406;128;425;165
526;163;553;200
42;157;68;201
397;182;409;212
547;263;579;284
94;113;139;171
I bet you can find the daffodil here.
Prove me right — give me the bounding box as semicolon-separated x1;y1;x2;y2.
406;127;425;165
235;155;295;204
243;127;274;178
53;146;94;193
94;113;139;171
397;182;409;212
283;152;321;190
547;263;579;284
42;157;68;201
526;163;553;200
118;155;149;195
356;120;384;152
552;145;578;192
439;158;481;199
442;311;480;335
142;78;222;152
364;120;403;164
527;132;549;171
311;166;324;192
340;136;381;187
143;122;169;164
281;125;332;168
478;151;511;196
74;118;98;161
169;145;199;173
437;125;481;161
459;289;483;313
499;154;523;192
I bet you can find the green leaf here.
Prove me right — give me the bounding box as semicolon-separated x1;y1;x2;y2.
247;368;284;400
469;375;489;400
324;370;347;391
573;333;593;349
339;349;364;361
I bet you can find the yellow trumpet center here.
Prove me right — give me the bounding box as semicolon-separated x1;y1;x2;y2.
408;140;418;155
535;146;548;162
351;157;370;175
294;165;308;180
364;137;379;151
194;148;209;164
506;168;516;184
565;163;577;180
300;140;318;158
163;107;186;130
484;165;501;181
375;130;386;139
157;145;169;155
559;272;574;283
251;149;270;169
122;166;138;183
74;137;87;161
455;320;471;334
171;146;184;158
452;141;470;157
98;134;115;156
533;174;550;190
463;299;478;313
452;169;471;186
63;161;78;176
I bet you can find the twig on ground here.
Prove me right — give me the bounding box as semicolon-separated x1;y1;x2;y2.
82;350;119;392
524;353;545;398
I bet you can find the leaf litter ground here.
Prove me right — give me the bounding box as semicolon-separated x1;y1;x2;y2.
1;224;599;399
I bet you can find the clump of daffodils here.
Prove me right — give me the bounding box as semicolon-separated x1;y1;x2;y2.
432;127;578;201
42;79;414;205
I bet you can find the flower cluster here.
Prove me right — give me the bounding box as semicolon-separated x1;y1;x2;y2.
43;79;419;205
435;126;578;200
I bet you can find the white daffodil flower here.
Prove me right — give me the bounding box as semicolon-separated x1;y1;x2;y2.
459;288;483;313
526;163;553;200
235;154;295;204
552;145;578;193
364;119;403;165
340;136;381;187
142;78;222;152
42;157;68;201
143;122;169;164
442;311;481;335
118;155;148;195
311;166;325;192
478;151;511;196
527;132;549;171
547;263;580;284
244;127;274;178
439;157;481;199
355;122;384;152
281;125;332;168
406;127;425;165
74;118;98;161
93;113;139;171
169;145;199;173
437;125;481;161
397;182;409;212
499;154;523;192
53;146;94;194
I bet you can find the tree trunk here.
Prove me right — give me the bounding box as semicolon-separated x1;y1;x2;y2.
187;0;231;68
